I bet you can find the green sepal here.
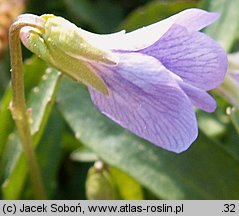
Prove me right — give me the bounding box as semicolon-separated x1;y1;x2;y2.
42;15;119;65
23;26;109;95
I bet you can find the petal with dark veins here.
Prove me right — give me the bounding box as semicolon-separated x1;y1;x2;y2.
141;24;227;91
89;53;198;153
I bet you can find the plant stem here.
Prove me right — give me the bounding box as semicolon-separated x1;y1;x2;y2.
9;14;47;199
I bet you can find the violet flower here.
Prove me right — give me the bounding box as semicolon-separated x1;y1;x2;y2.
20;9;227;153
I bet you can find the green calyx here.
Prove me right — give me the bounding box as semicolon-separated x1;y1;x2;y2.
20;14;118;95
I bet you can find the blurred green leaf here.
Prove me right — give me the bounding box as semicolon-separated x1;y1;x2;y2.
197;100;239;159
31;108;63;198
0;57;47;153
54;160;92;200
62;131;84;154
0;67;61;199
23;56;48;94
0;57;47;159
57;78;239;199
0;50;10;98
64;0;124;33
28;68;61;145
230;107;239;133
197;110;226;138
197;95;230;138
111;167;144;200
0;88;14;158
202;0;239;51
70;147;99;163
26;0;70;20
120;0;197;31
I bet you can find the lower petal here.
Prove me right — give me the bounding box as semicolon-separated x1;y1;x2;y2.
89;53;198;153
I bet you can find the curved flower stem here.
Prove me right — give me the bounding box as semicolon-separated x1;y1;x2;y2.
9;14;47;199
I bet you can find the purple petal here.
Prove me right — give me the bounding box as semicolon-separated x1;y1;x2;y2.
179;81;216;112
78;9;219;51
173;8;219;31
141;24;227;91
89;53;198;153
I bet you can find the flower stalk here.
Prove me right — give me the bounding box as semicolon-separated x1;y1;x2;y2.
9;14;46;199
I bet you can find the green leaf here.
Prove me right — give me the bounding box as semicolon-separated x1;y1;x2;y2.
0;57;47;159
0;49;10;99
62;131;84;154
23;108;64;199
230;108;239;133
24;56;49;94
0;88;14;158
197;110;226;138
111;167;144;200
202;0;239;51
120;0;197;32
28;68;61;144
65;0;124;33
70;147;99;163
57;78;239;199
0;67;61;199
196;95;230;139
